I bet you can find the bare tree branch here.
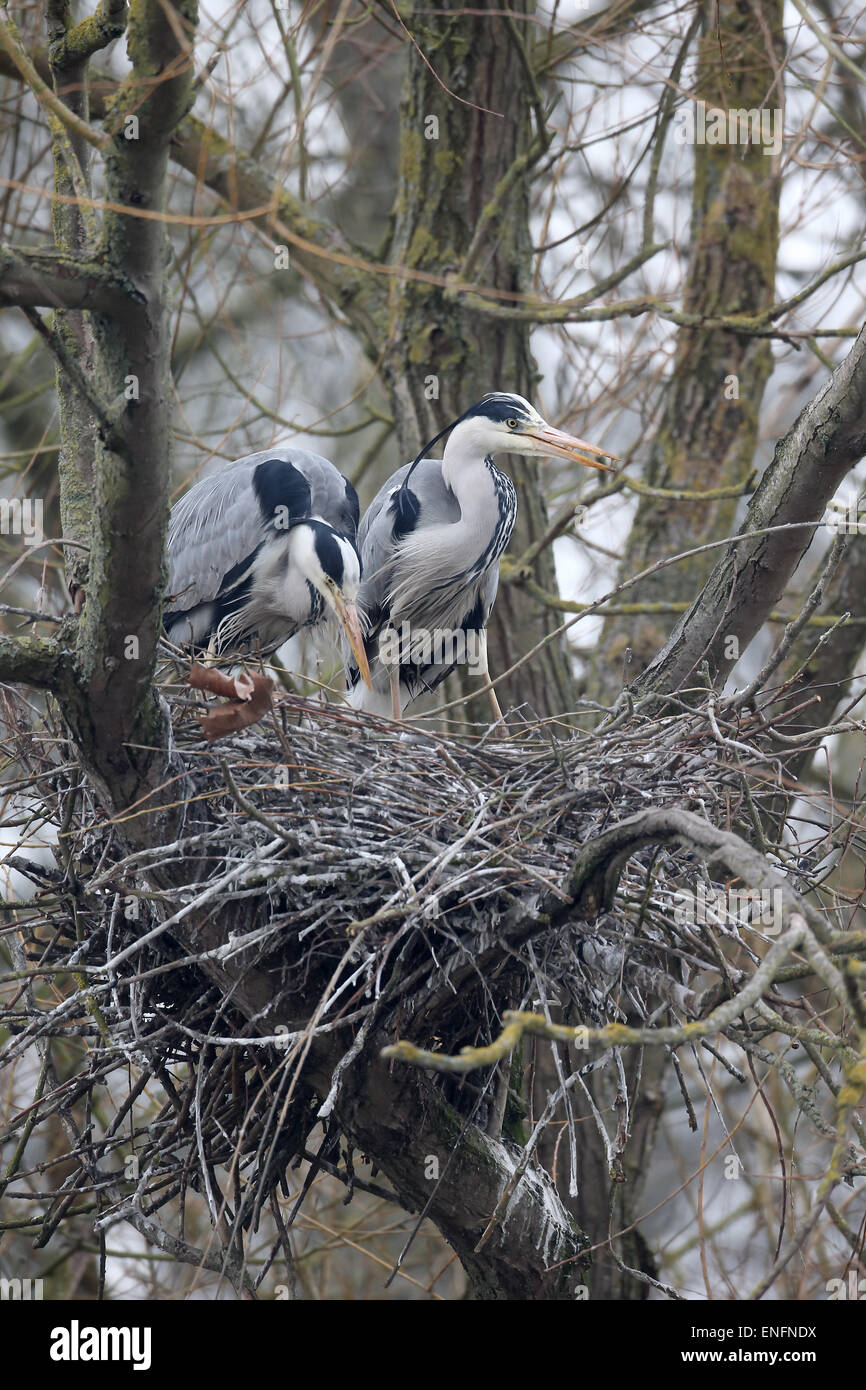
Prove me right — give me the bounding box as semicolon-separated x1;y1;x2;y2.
0;628;74;688
48;0;128;70
637;323;866;699
0;244;143;312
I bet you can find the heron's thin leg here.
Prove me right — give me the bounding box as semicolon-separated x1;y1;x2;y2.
389;666;403;722
484;679;505;728
476;630;507;737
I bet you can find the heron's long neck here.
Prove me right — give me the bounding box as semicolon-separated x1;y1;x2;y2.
441;428;502;517
437;429;516;572
388;428;516;631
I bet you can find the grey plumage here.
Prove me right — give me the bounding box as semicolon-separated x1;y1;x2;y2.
346;392;615;721
165;444;363;660
351;456;511;708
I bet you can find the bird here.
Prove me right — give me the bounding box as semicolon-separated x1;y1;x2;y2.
346;392;614;726
164;444;372;688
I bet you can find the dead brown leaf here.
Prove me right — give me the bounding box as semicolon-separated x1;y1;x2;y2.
189;663;274;742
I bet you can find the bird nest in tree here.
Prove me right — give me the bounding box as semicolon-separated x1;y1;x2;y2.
2;680;863;1297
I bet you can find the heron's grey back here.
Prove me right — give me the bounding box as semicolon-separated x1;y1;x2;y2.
166;445;359;615
356;458;460;626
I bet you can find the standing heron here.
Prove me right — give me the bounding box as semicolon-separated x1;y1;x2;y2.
165;445;371;688
346;393;613;725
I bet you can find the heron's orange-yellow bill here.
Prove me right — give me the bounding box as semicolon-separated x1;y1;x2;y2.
529;425;617;472
336;597;372;689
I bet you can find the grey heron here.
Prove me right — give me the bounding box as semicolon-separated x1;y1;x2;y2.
165;445;372;687
346;392;614;726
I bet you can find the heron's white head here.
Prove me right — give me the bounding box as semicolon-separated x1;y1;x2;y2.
443;392;616;471
290;521;371;687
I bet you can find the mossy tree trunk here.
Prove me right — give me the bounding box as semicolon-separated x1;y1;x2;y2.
588;0;784;705
0;0;196;819
532;1033;667;1300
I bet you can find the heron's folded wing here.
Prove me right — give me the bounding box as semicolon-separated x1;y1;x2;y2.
166;460;271;615
166;446;355;615
292;448;360;539
233;444;359;539
357;458;460;637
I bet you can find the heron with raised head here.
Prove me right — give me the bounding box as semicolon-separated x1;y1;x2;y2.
346;392;614;726
165;445;371;688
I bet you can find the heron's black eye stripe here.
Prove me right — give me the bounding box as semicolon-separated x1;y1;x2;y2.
253;458;312;528
308;521;345;586
461;396;532;426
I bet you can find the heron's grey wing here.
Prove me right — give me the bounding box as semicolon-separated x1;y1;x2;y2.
351;460;510;703
166;462;268;618
292;448;359;539
356;458;459;635
165;446;355;618
219;444;359;538
477;560;499;623
381;540;501;706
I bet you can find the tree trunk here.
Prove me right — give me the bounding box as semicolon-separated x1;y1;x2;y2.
589;0;784;705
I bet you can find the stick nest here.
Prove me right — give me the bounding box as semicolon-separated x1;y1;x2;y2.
1;681;860;1274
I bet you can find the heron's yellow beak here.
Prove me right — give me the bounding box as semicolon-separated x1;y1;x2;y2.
526;424;617;471
334;595;372;689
